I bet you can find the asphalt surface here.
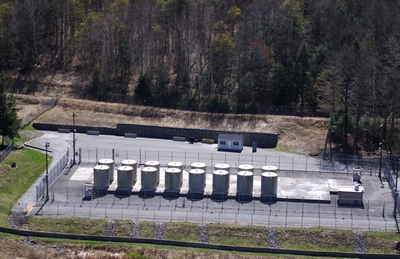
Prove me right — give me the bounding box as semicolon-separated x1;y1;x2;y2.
17;131;398;231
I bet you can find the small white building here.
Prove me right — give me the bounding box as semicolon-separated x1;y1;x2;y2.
217;134;243;152
337;185;364;207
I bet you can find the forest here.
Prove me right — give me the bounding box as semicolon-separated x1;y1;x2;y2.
0;0;399;154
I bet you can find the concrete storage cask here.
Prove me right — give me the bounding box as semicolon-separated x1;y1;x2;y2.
212;170;230;193
121;160;138;182
93;165;110;190
191;162;207;173
214;163;230;172
188;169;206;193
261;172;278;202
238;164;254;173
262;165;278;173
144;161;160;183
141;166;158;190
168;161;184;184
164;168;182;192
236;171;254;196
117;166;134;190
98;159;115;182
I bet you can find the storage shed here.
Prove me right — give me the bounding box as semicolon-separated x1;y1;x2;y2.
217;134;243;152
337;185;364;207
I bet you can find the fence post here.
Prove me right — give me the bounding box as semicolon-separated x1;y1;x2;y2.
292;157;294;173
305;156;308;173
279;156;281;170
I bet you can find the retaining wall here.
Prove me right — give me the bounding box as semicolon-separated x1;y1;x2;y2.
32;123;278;148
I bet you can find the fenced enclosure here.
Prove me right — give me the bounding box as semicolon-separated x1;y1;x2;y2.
35;149;69;201
0;137;14;163
78;148;381;175
30;191;397;232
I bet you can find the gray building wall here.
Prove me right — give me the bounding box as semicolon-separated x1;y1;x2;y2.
33;123;278;148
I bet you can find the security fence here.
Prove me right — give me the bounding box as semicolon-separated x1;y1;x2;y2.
35;149;69;201
0;137;14;163
77;148;381;175
384;155;400;230
30;193;397;232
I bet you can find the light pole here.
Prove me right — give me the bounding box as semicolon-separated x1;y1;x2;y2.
72;112;76;165
378;142;383;184
45;142;50;202
394;156;399;218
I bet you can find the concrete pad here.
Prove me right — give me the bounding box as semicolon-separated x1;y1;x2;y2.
70;167;334;202
277;177;331;201
70;167;93;181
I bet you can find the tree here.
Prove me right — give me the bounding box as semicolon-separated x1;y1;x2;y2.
0;72;21;146
293;41;311;116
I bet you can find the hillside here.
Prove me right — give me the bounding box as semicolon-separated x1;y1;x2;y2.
16;94;329;155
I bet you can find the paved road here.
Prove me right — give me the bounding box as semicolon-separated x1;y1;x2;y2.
20;131;397;231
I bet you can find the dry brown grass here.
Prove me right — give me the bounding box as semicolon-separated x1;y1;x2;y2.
16;96;329;155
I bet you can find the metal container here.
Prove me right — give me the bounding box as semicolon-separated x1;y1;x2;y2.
168;161;184;185
168;161;184;170
212;170;230;193
121;160;138;182
98;159;115;182
93;165;110;189
214;163;230;172
164;168;182;192
141;166;158;190
238;164;254;173
144;161;160;183
191;162;207;173
262;165;278;173
261;172;278;197
117;166;134;189
236;171;254;196
188;169;206;193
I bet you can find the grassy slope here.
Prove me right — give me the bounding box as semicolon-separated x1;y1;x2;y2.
0;148;49;226
19;96;329;155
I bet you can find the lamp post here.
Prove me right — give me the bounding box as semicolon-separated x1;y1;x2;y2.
394;156;400;218
45;142;49;202
72;112;76;165
378;142;383;184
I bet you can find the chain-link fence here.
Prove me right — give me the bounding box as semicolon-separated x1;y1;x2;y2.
0;137;14;163
77;148;381;175
384;155;400;231
35;149;69;201
30;193;396;232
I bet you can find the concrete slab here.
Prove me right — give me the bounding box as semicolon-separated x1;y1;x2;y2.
71;167;335;202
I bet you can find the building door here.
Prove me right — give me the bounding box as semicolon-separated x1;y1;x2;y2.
227;141;232;149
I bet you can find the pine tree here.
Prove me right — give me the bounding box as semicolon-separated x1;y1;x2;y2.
0;72;21;146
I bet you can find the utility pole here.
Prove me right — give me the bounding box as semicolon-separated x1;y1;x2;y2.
45;142;50;202
72;112;76;165
378;124;384;185
394;156;399;218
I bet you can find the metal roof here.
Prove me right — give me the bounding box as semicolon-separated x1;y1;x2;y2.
218;134;243;141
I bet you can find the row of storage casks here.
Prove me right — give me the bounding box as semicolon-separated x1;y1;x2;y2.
93;160;278;198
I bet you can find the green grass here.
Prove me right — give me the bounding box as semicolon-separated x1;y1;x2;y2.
27;217;106;235
207;223;267;247
139;222;156;238
164;222;199;242
364;231;399;254
115;220;132;237
0;148;51;226
14;124;43;144
277;228;353;252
